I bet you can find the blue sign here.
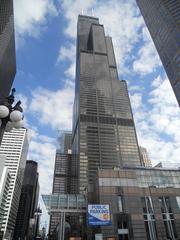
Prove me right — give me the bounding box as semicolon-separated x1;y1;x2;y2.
88;204;111;226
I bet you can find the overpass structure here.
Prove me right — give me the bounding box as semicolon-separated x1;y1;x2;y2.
42;194;87;213
42;194;87;240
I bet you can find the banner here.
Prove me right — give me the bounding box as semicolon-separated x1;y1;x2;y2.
88;204;111;226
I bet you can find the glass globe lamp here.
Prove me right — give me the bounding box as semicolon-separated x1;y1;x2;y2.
10;110;23;122
0;105;9;118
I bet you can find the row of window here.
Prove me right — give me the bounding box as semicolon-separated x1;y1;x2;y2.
80;114;133;126
118;195;179;240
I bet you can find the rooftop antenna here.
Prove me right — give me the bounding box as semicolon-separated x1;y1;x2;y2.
91;8;94;17
81;8;84;15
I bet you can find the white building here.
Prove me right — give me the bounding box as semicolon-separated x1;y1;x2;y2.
0;128;28;239
0;155;11;239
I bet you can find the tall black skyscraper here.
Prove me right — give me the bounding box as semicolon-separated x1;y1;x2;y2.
13;160;39;240
45;15;180;240
72;15;141;194
0;0;16;103
136;0;180;106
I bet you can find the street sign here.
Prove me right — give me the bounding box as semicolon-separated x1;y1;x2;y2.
88;204;111;226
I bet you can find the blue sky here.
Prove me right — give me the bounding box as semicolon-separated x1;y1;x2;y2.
13;0;180;228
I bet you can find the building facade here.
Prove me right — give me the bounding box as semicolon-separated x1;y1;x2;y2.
0;0;16;103
72;15;141;195
0;155;11;239
13;160;39;240
95;168;180;240
0;128;28;239
136;0;180;106
49;132;73;238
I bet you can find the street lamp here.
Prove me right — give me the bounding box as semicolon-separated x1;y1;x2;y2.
0;88;24;144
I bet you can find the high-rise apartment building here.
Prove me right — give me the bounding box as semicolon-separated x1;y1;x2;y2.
72;15;141;194
0;128;28;239
13;160;39;240
0;0;16;103
136;0;180;106
139;146;152;167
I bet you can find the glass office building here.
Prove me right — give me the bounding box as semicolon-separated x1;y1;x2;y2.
72;15;141;194
136;0;180;106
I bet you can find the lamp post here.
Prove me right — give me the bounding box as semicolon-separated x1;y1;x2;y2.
0;88;24;145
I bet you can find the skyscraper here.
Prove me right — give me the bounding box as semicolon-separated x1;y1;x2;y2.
49;132;73;237
53;132;72;195
13;160;39;240
45;14;180;240
0;0;16;103
136;0;180;106
139;146;152;167
72;15;141;194
0;128;28;239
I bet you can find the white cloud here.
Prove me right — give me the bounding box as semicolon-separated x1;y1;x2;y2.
149;76;178;108
65;62;76;79
60;0;96;38
27;129;56;227
148;76;180;139
28;138;56;193
128;85;144;92
132;27;161;75
14;0;57;44
29;86;74;130
129;92;143;110
94;1;143;74
57;43;76;79
130;75;180;167
27;128;56;195
57;43;76;63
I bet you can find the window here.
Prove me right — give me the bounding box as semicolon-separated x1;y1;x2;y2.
159;197;177;239
176;196;180;210
141;196;157;240
118;196;123;212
